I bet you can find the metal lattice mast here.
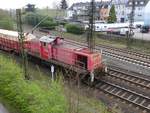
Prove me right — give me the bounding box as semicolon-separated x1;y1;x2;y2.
130;0;135;27
16;9;29;80
127;0;135;48
87;0;95;52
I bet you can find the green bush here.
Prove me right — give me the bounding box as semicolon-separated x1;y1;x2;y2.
24;13;44;26
0;19;14;30
39;21;58;30
0;54;68;113
0;9;14;30
23;12;59;29
59;21;67;26
66;24;84;35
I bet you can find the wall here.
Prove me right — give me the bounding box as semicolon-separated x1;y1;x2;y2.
144;1;150;26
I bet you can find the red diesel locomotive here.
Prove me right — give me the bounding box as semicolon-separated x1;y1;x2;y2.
0;29;105;81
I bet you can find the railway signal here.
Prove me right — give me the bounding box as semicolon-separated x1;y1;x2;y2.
51;65;55;81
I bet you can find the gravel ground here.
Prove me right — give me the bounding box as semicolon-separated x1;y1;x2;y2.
133;29;150;41
103;55;150;76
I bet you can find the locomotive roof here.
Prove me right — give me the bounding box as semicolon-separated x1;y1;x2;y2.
39;36;55;43
39;35;95;55
54;40;89;53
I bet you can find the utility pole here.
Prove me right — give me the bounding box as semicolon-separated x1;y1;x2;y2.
87;0;95;52
16;9;29;80
127;0;135;48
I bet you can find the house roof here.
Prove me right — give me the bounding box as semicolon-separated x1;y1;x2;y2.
112;0;128;5
68;1;111;10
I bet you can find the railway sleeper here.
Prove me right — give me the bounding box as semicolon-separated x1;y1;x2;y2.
99;86;150;111
100;80;150;101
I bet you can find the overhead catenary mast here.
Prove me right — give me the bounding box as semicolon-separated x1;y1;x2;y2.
16;9;29;80
127;0;135;48
87;0;95;52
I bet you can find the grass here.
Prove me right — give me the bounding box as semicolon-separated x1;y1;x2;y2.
0;9;14;30
0;51;113;113
0;53;68;113
64;84;112;113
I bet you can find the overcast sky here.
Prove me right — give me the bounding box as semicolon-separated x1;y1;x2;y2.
0;0;108;9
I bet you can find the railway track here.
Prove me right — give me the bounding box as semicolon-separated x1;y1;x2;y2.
98;48;150;69
97;44;150;60
81;63;150;112
64;39;150;68
106;67;150;89
83;75;150;113
95;80;150;112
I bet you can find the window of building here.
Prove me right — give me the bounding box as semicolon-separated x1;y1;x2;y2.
140;1;144;5
138;14;142;17
129;2;132;5
138;7;141;10
135;2;138;5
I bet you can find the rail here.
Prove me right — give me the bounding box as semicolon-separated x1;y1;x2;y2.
106;67;150;89
64;39;150;69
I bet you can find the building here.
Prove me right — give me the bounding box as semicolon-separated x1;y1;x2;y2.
144;1;150;26
67;2;89;21
67;2;104;21
126;0;149;22
112;0;128;22
99;2;112;21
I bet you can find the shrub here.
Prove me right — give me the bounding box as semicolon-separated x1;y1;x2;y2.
24;12;40;26
24;13;54;27
66;24;84;35
59;21;67;26
0;9;14;30
0;54;68;113
39;21;58;30
0;19;14;30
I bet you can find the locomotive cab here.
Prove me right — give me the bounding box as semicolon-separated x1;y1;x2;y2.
39;36;55;60
39;36;63;60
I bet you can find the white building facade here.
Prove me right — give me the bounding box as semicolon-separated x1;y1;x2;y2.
112;0;128;23
126;0;148;22
144;1;150;26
